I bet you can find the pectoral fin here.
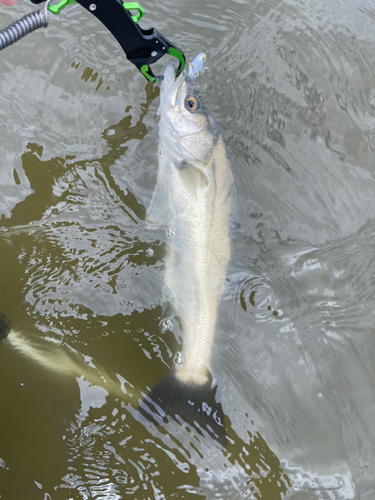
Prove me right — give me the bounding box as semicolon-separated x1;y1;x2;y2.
177;161;209;193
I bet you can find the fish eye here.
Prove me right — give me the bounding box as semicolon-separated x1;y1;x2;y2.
185;96;200;112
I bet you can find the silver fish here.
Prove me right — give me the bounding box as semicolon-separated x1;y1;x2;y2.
141;55;235;447
1;325;135;406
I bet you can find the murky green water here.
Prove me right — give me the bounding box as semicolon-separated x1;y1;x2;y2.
1;0;375;498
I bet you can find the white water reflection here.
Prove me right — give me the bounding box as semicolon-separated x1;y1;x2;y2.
76;376;108;422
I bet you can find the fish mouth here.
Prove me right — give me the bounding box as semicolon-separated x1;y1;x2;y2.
160;54;207;111
160;63;185;110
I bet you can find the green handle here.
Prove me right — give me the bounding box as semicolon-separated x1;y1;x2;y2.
48;0;77;15
122;2;145;24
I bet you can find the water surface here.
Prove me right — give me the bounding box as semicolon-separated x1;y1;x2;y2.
1;0;375;498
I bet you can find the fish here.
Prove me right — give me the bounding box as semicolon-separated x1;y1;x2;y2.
0;322;135;406
140;54;235;448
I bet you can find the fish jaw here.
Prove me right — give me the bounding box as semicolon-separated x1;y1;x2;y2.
160;63;185;114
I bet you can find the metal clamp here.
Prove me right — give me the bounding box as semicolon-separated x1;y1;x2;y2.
0;0;51;51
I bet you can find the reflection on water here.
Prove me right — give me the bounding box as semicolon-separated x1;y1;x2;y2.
1;0;375;498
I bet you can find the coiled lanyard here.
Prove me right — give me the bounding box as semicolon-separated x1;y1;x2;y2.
0;0;185;81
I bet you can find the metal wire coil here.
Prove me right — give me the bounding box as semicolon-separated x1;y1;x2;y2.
0;4;49;51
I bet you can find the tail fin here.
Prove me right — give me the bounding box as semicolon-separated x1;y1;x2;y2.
139;368;226;449
0;313;10;341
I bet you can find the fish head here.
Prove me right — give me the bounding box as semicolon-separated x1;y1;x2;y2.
159;59;218;169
